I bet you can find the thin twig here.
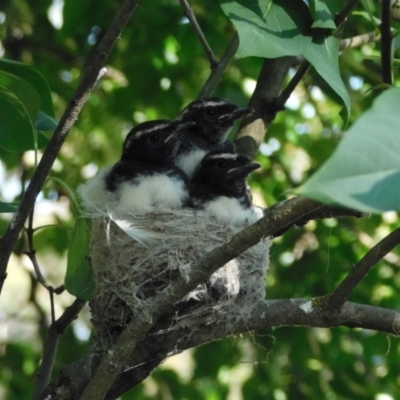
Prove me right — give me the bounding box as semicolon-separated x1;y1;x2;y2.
199;33;239;98
381;0;393;85
276;59;311;108
0;0;141;295
272;204;364;237
24;207;64;323
32;298;87;400
179;0;218;67
334;0;360;28
327;225;400;312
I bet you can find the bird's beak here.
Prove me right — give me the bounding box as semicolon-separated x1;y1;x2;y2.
218;107;254;123
227;161;261;177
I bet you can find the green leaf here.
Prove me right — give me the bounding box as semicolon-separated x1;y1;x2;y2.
65;218;95;300
308;0;336;29
0;71;46;152
303;35;351;122
220;0;313;59
0;201;18;213
0;59;54;117
219;0;350;122
35;111;58;138
296;88;400;213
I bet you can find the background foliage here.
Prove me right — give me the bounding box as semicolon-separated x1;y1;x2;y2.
0;0;400;399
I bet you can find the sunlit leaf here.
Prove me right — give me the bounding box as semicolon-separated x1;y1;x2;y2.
219;0;350;121
65;218;95;300
303;35;351;122
297;88;400;213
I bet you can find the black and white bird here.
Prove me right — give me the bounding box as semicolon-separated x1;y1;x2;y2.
176;97;252;178
105;119;194;214
189;151;262;225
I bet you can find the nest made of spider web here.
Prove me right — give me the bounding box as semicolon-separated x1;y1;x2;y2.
79;171;271;348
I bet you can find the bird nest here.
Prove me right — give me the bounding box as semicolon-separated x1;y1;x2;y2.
79;174;271;347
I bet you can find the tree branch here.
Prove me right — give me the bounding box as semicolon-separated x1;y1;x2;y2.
179;0;218;67
272;204;364;237
276;59;310;109
339;31;381;51
327;225;400;312
334;0;360;28
105;298;400;399
33;298;86;400
380;0;393;85
199;34;239;98
0;0;141;296
234;56;296;160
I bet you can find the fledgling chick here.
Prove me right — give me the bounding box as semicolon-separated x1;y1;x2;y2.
176;97;252;178
189;152;262;225
105;119;194;214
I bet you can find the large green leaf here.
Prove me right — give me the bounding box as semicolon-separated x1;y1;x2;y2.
0;59;54;117
220;0;312;59
297;88;400;213
219;0;350;120
303;35;351;122
65;218;95;301
0;71;49;151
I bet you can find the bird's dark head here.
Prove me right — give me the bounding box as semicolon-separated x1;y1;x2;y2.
122;119;195;162
193;151;260;194
178;97;253;142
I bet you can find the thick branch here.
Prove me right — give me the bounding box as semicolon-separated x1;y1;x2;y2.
327;225;400;312
0;0;141;295
106;298;400;398
234;57;296;160
340;31;381;51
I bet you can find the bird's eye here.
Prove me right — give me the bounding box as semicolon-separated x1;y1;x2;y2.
206;108;216;117
150;133;160;142
217;161;227;169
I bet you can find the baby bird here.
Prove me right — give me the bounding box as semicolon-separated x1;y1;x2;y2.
189;151;261;225
105;119;194;214
176;97;252;178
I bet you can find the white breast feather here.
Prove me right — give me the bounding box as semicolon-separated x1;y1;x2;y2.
117;174;188;214
78;168;114;214
206;197;261;225
176;149;207;178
